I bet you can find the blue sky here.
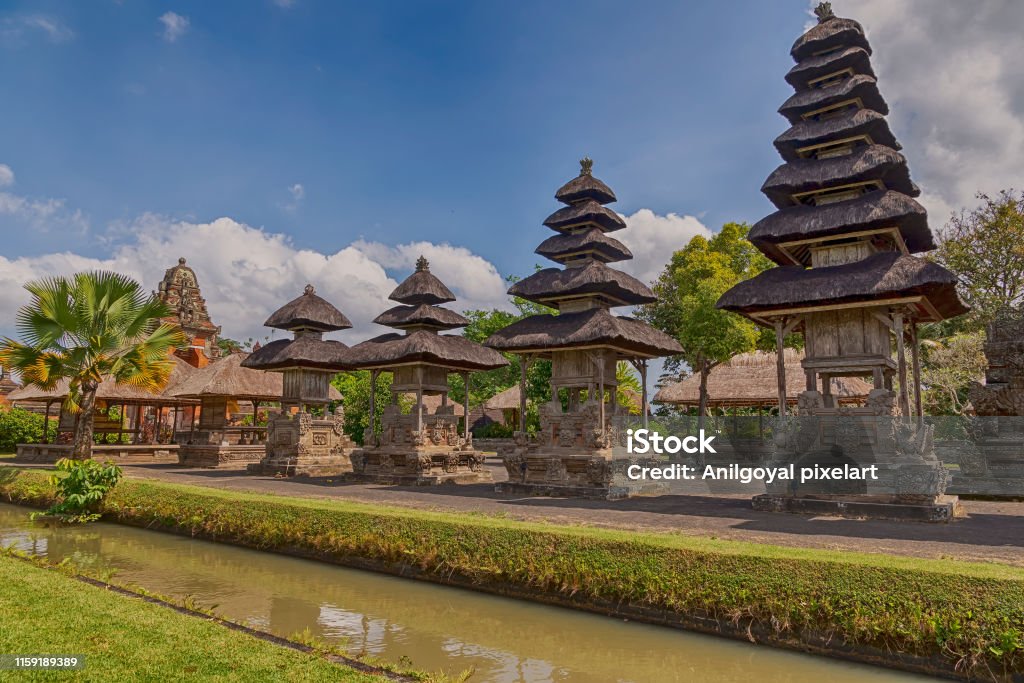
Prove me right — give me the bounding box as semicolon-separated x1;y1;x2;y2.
2;0;1023;349
1;0;802;271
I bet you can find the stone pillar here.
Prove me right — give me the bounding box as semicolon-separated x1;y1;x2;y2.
893;311;909;416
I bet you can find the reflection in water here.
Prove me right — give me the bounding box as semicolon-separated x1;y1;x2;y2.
0;503;929;683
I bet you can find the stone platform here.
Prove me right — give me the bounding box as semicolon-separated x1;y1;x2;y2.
14;443;180;464
346;448;491;486
178;444;265;469
752;493;963;522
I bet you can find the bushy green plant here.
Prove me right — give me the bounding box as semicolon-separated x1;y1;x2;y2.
472;421;514;439
34;458;123;523
0;407;55;451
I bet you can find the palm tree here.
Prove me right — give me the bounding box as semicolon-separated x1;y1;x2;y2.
0;271;185;459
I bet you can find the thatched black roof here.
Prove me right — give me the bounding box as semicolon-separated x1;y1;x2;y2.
785;46;874;89
554;158;616;205
543;199;625;233
535;228;633;264
791;14;870;61
774;108;899;161
779;74;887;125
345;331;507;371
484;308;682;357
388;256;456;306
241;335;351;372
717;251;968;320
373;303;469;331
762;144;916;209
509;261;656;306
264;285;352;332
750;190;934;264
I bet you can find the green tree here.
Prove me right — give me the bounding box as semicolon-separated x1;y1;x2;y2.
932;190;1024;331
640;223;777;426
330;370;396;445
0;272;185;459
920;331;986;416
615;362;643;415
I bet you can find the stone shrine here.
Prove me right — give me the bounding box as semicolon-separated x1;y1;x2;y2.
156;257;222;367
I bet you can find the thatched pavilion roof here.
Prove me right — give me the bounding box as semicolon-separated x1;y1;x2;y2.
241;335;350;372
717;251;968;320
778;74;887;124
484;384;522;411
166;352;282;401
264;285;352;332
654;349;872;408
7;356;199;405
535;229;633;265
554;170;616;205
509;262;656;307
388;257;457;306
373;304;469;331
346;331;507;372
790;12;870;61
774;108;899;161
785;45;874;88
486;308;682;358
543;199;626;233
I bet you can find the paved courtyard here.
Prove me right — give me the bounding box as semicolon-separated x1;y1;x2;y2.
99;458;1024;568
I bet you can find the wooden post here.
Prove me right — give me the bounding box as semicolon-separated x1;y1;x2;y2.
415;366;423;436
42;400;53;444
821;373;832;408
155;404;163;444
774;320;787;417
640;360;649;430
910;321;923;420
462;371;470;440
368;369;377;445
597;351;605;437
189;405;196;443
893;311;910;417
518;355;528;432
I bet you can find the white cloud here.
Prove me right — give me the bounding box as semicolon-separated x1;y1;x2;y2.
0;15;74;45
288;183;304;201
0;167;89;235
615;209;712;286
819;1;1024;225
0;164;13;187
158;12;189;43
272;0;298;8
0;216;512;346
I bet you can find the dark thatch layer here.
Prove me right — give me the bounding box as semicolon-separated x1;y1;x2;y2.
7;357;198;405
165;352;282;401
388;269;456;306
655;348;873;408
774;108;899;161
241;336;350;372
535;228;633;264
509;261;656;306
264;287;352;332
750;190;934;264
761;144;917;209
716;251;968;320
785;46;874;89
373;304;469;330
791;16;870;61
554;173;616;205
779;75;887;125
345;331;508;371
543;199;626;233
484;308;682;357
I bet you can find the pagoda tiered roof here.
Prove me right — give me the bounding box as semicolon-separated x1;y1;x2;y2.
717;3;968;324
345;257;506;371
242;285;351;371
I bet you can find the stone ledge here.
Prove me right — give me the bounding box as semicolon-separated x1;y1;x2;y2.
752;493;963;522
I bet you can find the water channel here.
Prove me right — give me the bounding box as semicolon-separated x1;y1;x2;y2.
0;503;933;682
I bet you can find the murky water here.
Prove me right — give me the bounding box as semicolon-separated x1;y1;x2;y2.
0;502;931;682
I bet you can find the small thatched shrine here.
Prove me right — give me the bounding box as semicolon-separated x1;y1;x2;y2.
242;285;354;476
344;256;507;484
486;158;682;498
716;4;968;520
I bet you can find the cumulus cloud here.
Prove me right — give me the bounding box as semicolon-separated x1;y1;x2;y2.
158;12;189;43
0;15;74;45
0;164;13;187
0;216;512;345
280;183;304;211
615;209;712;286
0;164;89;235
823;1;1024;225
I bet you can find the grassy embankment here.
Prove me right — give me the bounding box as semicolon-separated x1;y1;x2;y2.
1;465;1022;679
0;552;399;682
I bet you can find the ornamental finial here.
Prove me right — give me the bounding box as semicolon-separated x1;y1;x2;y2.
814;2;835;22
303;284;315;295
579;157;593;176
415;255;429;272
178;257;186;265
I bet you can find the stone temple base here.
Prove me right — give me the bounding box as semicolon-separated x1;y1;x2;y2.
247;411;355;478
179;444;265;469
495;452;666;500
948;475;1024;498
346;448;491;485
14;443;179;464
752;493;963;522
247;453;352;478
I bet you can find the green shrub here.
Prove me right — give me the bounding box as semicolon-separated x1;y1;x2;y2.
472;421;514;439
35;458;123;523
0;407;55;451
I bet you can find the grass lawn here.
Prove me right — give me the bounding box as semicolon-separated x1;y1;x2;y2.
0;554;393;682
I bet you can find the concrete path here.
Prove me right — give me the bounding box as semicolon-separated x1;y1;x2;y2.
107;460;1024;568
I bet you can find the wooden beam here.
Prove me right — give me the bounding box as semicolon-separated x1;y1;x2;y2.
910;321;923;419
893;311;910;416
640;359;649;430
774;319;787;417
368;368;377;446
462;371;470;441
518;355;528;433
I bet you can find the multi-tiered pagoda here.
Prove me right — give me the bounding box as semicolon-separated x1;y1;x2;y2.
344;256;507;484
156;257;222;367
486;159;682;498
716;3;968;520
242;285;355;476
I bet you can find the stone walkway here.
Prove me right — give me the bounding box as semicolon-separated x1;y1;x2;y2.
105;460;1024;569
